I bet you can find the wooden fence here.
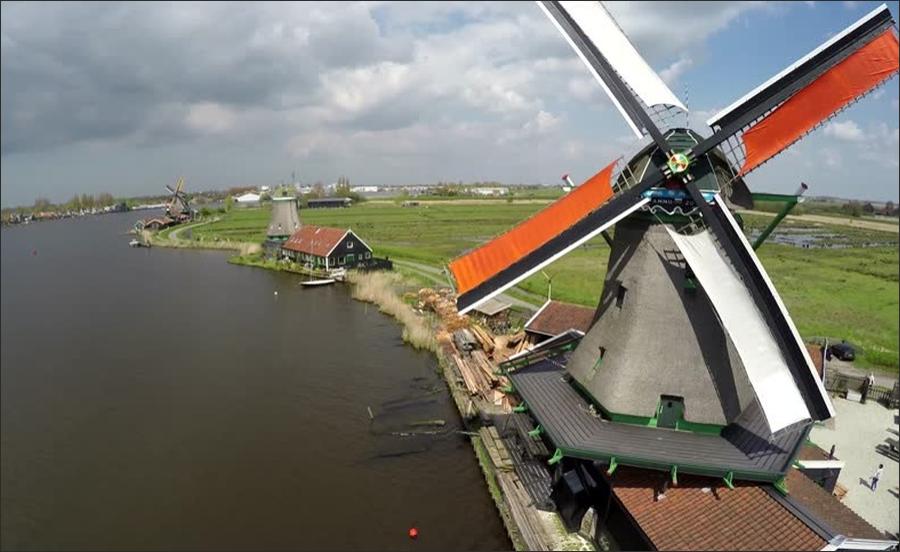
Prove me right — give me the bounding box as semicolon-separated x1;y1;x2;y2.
823;370;900;407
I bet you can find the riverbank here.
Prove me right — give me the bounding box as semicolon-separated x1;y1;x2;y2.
343;270;592;551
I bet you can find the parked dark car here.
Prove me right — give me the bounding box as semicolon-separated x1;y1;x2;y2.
828;342;856;361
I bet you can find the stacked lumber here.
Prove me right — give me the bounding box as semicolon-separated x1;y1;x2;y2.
470;324;495;353
453;354;493;398
496;471;552;550
418;287;468;331
479;426;514;471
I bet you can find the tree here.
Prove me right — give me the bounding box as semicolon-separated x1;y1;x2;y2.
225;196;234;212
33;197;51;212
843;201;862;218
883;200;895;216
862;202;875;214
334;176;351;197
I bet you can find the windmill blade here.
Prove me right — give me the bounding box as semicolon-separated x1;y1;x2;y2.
538;1;680;148
681;183;834;425
451;160;659;314
700;4;898;176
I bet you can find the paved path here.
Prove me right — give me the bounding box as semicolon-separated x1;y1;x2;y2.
739;210;899;233
809;398;899;536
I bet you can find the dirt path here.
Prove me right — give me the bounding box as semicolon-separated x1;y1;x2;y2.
739;210;899;233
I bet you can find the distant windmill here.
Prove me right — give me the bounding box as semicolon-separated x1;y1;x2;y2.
164;177;192;221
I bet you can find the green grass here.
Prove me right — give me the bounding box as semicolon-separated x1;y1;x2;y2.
197;201;899;372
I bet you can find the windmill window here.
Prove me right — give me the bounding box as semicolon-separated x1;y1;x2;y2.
615;284;627;308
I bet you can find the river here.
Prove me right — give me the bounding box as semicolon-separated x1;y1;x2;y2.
0;212;509;550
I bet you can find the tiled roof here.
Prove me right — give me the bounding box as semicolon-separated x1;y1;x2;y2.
611;467;826;551
282;225;348;257
784;469;884;540
524;300;595;337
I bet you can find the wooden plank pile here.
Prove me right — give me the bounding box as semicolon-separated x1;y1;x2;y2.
418;287;468;331
479;426;514;472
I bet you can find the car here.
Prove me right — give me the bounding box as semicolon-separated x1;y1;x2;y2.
828;342;856;361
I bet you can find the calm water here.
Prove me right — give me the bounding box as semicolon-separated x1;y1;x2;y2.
1;213;508;551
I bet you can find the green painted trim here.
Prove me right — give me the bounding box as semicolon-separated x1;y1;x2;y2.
570;378;723;435
552;442;781;483
751;193;800;249
773;477;789;496
548;448;564;466
501;384;515;394
607;457;618;476
513;404;528;413
674;418;725;436
750;192;800;202
671;465;678;486
528;425;543;439
723;472;735;490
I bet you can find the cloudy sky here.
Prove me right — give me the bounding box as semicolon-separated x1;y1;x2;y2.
1;1;898;207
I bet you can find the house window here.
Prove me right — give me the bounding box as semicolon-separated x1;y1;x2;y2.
347;241;354;249
615;284;627;308
365;252;371;259
338;256;345;265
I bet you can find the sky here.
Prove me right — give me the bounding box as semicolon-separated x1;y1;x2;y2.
1;0;898;207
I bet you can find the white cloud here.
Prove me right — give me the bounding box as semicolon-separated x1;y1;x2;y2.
185;102;236;134
823;120;864;142
660;56;694;86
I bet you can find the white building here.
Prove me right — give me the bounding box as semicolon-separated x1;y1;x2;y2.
234;192;261;205
350;185;379;193
471;187;509;196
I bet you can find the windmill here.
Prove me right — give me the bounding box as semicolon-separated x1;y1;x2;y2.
449;2;898;487
164;177;192;222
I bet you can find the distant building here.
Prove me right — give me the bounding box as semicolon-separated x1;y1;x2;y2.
234;192;261;205
350;185;379;193
282;225;372;270
470;187;509;196
307;197;352;209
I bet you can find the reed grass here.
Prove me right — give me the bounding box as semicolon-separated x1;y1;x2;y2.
348;271;437;352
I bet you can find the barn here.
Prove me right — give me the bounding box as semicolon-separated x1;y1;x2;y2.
281;225;372;270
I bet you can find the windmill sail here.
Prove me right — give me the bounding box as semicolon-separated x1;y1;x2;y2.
706;4;898;175
450;160;651;314
665;226;811;433
538;1;686;138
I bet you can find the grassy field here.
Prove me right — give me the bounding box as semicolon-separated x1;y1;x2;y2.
189;201;899;373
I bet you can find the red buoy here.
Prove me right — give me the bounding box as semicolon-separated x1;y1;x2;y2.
408;527;418;539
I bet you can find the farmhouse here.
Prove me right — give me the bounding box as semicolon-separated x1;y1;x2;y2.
281;225;372;270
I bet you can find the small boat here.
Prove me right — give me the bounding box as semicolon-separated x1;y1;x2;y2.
129;238;151;248
301;278;336;287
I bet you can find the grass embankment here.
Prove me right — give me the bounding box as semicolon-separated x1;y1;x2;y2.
196;201;899;373
150;218;262;255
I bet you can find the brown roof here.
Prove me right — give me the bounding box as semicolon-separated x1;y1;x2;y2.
797;442;831;462
524;300;595;337
611;467;825;551
282;225;348;257
785;469;884;540
806;343;825;379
